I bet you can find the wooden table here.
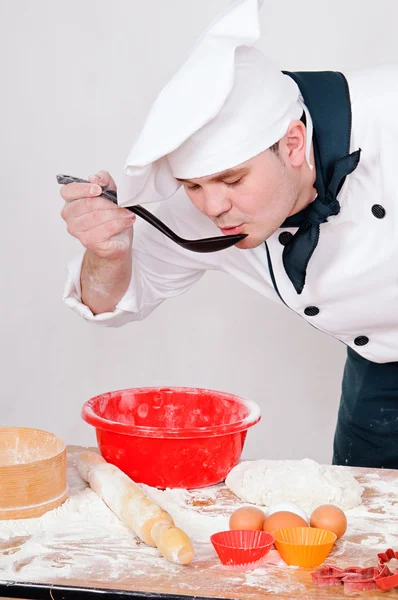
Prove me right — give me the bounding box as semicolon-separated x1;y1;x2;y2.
0;446;397;599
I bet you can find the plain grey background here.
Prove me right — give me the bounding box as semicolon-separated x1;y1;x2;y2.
1;1;397;462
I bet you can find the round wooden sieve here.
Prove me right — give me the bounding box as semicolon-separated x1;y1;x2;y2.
0;427;68;519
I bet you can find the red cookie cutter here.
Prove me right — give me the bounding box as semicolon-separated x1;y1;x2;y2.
312;548;398;592
376;548;398;591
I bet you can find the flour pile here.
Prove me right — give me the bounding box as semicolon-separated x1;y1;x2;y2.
225;458;364;513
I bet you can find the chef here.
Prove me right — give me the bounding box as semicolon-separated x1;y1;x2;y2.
60;0;398;469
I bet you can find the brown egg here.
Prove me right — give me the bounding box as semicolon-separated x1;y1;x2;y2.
310;505;347;539
229;506;265;531
263;511;309;533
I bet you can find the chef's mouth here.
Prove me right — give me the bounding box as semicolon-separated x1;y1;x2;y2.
218;224;244;235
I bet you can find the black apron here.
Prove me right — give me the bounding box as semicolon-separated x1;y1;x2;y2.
267;71;398;469
334;349;398;469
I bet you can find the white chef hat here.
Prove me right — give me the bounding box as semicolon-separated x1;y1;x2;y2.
117;0;309;207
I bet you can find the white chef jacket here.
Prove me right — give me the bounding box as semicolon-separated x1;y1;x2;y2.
64;65;398;364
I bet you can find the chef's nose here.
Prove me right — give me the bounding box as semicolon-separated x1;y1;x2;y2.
202;188;232;218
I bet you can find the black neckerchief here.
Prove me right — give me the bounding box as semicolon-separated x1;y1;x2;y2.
277;71;361;294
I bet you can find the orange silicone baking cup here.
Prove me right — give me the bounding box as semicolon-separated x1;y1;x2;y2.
211;530;274;566
272;527;337;567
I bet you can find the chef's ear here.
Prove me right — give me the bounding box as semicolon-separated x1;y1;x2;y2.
280;120;307;168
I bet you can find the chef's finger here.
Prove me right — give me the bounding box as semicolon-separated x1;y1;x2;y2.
68;208;136;234
78;218;134;248
61;182;102;202
88;170;117;192
62;196;130;220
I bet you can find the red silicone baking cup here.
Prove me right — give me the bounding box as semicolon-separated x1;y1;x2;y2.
211;530;274;566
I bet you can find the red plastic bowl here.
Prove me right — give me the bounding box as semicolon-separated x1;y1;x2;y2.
81;387;261;489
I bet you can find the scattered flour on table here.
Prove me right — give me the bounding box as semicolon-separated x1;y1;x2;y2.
0;457;149;582
226;458;364;513
344;472;398;549
0;452;396;594
245;567;307;595
0;452;231;585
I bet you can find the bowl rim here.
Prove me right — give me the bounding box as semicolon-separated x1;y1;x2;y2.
81;386;261;438
0;426;66;469
272;526;337;546
210;530;275;550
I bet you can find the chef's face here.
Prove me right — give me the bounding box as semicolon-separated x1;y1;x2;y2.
179;121;313;249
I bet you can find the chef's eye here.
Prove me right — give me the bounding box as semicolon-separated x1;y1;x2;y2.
225;178;242;187
186;184;200;191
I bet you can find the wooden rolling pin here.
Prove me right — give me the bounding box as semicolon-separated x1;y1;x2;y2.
77;451;194;565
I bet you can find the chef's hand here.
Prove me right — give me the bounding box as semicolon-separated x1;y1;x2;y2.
60;170;136;260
